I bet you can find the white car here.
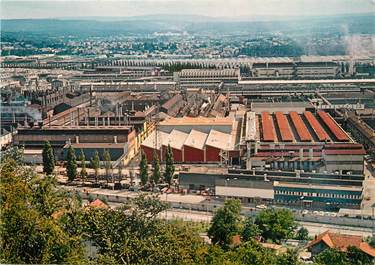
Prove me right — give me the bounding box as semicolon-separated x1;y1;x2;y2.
256;204;267;209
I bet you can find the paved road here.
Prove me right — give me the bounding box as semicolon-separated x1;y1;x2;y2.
100;199;373;237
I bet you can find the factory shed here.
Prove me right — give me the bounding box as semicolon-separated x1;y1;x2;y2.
304;111;330;142
317;111;350;142
289;111;312;142
205;130;233;162
160;94;184;117
183;130;208;162
162;129;189;162
275;111;293;142
261;112;276;142
141;130;169;162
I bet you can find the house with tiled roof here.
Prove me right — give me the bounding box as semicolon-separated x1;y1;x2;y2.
88;198;109;209
307;230;375;258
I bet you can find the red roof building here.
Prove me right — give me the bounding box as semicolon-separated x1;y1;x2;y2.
307;230;375;258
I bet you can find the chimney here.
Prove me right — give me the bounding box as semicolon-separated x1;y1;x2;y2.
299;149;303;160
114;136;118;144
75;136;79;144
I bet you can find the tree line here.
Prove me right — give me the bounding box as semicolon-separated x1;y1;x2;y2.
42;140;176;188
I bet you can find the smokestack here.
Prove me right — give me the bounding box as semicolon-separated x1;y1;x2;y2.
75;136;79;144
114;136;117;144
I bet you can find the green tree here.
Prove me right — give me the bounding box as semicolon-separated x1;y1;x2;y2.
347;246;373;265
276;249;302;265
255;208;296;243
42;141;55;175
164;144;175;186
151;151;161;187
295;227;309;241
91;150;100;184
139;150;148;186
314;248;349;265
2;146;24;164
117;162;123;185
0;158;85;264
79;149;87;182
66;145;77;182
80;194;207;264
103;149;112;184
208;199;242;248
242;217;261;241
367;236;375;248
216;240;278;265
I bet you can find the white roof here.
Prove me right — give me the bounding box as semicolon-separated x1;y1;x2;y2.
141;130;169;150
205;129;233;150
246;111;256;141
215;186;274;199
162;129;189;150
184;129;208;150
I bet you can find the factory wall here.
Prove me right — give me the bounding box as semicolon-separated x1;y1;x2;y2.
162;145;183;162
183;145;205;162
141;145;160;162
206;145;221;162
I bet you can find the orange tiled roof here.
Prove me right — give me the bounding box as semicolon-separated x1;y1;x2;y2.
308;230;375;257
89;198;109;209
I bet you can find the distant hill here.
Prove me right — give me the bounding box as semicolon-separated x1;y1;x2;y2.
1;13;374;36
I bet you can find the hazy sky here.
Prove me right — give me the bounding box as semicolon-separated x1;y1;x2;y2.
1;0;375;19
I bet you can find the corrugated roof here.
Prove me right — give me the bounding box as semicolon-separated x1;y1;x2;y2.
246;111;257;141
318;111;349;142
183;129;208;150
160;116;233;126
304;111;330;142
141;130;169;150
289;111;312;142
205;129;233;150
162;129;188;150
275;111;294;142
261;111;276;142
161;94;183;110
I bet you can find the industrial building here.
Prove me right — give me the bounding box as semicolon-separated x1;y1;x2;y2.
249;61;339;79
179;168;364;209
244;110;365;175
14;125;136;161
160;94;185;117
140;117;240;163
175;69;240;88
70;66;162;82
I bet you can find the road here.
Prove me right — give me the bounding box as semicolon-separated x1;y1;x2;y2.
99;200;373;237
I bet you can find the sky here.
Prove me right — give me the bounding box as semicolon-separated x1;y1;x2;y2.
1;0;375;19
